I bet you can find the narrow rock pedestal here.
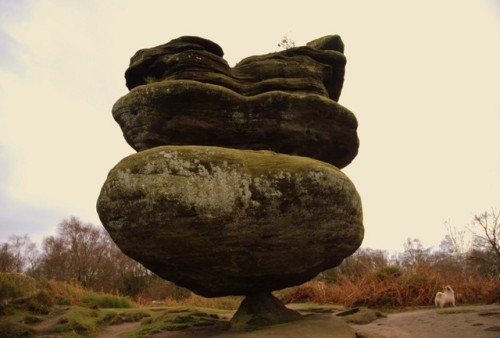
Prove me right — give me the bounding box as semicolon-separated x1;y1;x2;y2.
230;293;302;331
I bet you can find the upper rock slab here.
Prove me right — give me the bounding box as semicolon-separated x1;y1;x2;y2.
125;35;346;101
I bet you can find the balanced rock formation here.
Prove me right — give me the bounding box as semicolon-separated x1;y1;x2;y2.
112;35;358;169
97;35;364;330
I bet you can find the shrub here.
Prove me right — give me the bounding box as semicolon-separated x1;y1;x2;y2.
375;266;402;281
81;293;134;308
455;276;500;304
277;263;500;308
0;320;35;338
27;290;55;314
44;279;87;305
0;273;37;302
278;280;330;304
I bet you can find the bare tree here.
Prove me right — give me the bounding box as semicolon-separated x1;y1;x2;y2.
60;217;104;286
8;235;27;273
1;216;176;296
37;217;114;288
0;243;15;272
460;207;500;277
7;235;39;273
39;235;71;281
400;238;431;271
36;217;156;294
442;220;471;255
469;207;500;258
322;248;389;281
433;236;468;277
60;217;119;288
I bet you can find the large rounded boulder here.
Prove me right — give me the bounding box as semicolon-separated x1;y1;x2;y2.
96;145;363;297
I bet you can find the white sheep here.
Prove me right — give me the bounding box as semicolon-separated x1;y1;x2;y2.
434;285;456;308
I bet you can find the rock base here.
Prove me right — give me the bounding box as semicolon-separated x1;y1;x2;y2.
226;312;356;337
229;293;303;331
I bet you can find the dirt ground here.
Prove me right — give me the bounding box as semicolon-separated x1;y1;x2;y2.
352;304;500;338
146;304;500;338
96;321;142;338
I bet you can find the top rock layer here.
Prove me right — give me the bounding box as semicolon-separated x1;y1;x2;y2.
125;35;346;101
113;36;360;168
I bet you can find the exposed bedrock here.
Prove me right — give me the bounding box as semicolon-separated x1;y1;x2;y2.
96;146;364;297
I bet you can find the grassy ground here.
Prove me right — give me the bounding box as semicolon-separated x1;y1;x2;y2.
1;273;498;337
0;302;232;338
0;272;232;338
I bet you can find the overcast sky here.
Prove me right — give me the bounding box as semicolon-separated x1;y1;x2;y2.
0;0;499;254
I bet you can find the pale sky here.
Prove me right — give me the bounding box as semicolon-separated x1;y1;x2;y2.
0;0;499;254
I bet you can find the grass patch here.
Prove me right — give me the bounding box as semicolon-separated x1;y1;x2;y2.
101;309;151;325
163;294;242;310
51;305;106;336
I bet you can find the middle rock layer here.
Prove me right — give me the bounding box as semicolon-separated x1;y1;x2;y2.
113;81;359;169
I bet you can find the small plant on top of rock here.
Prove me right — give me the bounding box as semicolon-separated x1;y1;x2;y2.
278;35;295;50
